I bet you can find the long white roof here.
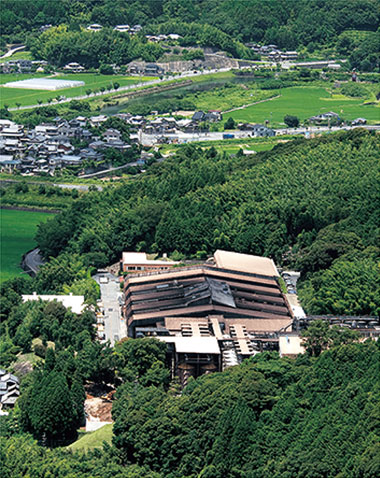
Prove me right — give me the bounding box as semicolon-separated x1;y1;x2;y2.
122;252;179;266
22;293;85;314
3;78;85;91
157;336;221;354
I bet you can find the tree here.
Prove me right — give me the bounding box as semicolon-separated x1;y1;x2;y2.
301;320;331;357
284;115;299;127
115;337;169;387
99;63;114;75
113;82;120;90
27;371;77;446
224;117;236;130
15;102;21;109
301;320;359;357
70;372;86;427
85;88;92;97
44;347;56;373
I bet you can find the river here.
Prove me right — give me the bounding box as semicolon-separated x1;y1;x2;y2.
101;75;257;115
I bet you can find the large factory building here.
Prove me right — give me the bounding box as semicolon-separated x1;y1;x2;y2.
123;250;294;386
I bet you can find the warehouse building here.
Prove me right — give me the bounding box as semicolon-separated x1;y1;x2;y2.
123;250;294;385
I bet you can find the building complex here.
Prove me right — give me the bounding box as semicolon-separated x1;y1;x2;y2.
123;250;296;386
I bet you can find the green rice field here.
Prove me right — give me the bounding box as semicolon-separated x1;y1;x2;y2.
225;87;380;126
0;73;156;108
159;136;294;155
0;209;55;282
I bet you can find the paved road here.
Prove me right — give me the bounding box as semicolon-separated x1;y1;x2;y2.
0;45;26;59
80;161;139;179
93;272;126;346
140;124;380;146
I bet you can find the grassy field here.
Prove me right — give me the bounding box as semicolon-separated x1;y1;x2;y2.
180;83;276;112
68;424;113;452
0;209;55;282
225;86;380;126
159;136;295;155
4;50;34;61
0;73;156;108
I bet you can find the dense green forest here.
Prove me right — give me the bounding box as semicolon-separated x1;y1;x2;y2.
1;0;379;70
34;130;380;316
2;340;379;477
2;0;379;45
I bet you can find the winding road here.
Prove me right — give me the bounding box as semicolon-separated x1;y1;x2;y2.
0;44;26;59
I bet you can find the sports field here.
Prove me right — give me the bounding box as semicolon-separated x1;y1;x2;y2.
225;87;380;126
0;209;55;282
0;73;156;108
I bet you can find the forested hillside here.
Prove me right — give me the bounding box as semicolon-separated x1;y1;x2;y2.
1;0;379;69
2;0;379;46
35;130;380;315
2;340;379;477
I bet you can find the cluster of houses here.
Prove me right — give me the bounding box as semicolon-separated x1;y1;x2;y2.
308;111;343;125
0;59;48;74
87;23;142;34
142;110;222;135
247;43;298;61
86;24;182;42
145;33;182;43
308;111;367;127
0;116;135;176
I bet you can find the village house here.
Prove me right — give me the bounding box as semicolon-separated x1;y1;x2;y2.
238;123;275;137
0;155;21;172
114;25;130;33
0;370;20;412
309;111;342;124
63;62;85;72
89;115;108;127
103;128;122;142
87;23;103;31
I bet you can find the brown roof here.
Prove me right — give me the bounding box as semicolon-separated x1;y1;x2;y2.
214;250;279;277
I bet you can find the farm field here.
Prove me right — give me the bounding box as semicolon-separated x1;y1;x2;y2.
67;424;113;452
0;209;55;282
0;73;156;108
225;86;380;126
159;136;294;155
181;83;276;112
